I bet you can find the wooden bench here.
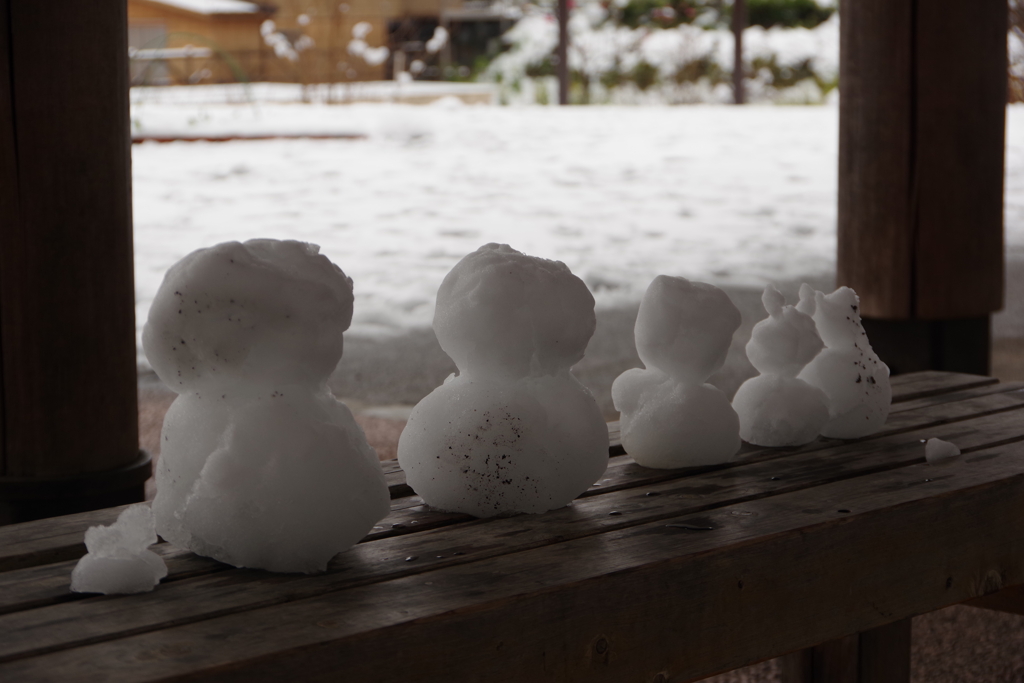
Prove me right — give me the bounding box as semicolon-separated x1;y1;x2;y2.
1;370;1023;682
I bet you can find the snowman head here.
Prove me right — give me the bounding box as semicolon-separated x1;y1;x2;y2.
634;275;741;385
812;287;864;350
746;284;824;377
143;239;353;393
433;243;596;380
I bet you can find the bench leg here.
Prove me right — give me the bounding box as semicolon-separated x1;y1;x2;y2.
779;619;911;683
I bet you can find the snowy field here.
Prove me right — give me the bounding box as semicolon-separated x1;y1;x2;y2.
131;93;1024;403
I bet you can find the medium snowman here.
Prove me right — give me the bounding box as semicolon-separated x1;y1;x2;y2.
397;243;609;517
612;275;742;468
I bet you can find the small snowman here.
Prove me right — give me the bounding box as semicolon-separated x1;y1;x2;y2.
796;284;891;438
732;285;829;447
397;243;609;517
611;276;742;468
144;239;390;573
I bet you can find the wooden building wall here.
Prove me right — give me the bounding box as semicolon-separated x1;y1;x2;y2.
128;0;270;83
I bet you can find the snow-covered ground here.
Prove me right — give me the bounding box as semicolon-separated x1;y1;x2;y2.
131;94;1024;405
132;99;841;343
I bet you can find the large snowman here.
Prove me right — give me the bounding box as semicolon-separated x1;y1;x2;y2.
144;239;390;573
398;243;609;517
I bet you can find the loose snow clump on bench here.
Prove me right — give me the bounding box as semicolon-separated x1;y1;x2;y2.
796;284;891;438
612;276;742;468
925;438;961;465
71;505;167;594
398;243;609;517
733;285;829;447
144;239;390;573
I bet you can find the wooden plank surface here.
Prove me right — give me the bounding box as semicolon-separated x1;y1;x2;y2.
0;374;1015;573
3;439;1022;682
1;382;1023;666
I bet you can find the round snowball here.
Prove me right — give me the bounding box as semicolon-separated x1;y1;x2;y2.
746;286;824;378
155;390;389;573
799;348;890;439
143;240;354;392
432;243;596;380
733;374;829;447
398;374;609;517
635;275;742;385
613;369;740;468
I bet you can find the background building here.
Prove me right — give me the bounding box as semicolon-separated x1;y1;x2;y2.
127;0;518;85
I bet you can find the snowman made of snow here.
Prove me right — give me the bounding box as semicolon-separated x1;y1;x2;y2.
397;243;609;517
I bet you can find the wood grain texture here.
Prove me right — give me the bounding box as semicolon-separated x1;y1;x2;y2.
2;392;1023;664
0;2;137;477
839;0;1006;321
837;0;913;318
913;0;1006;319
3;441;1022;682
885;371;997;403
0;373;1015;575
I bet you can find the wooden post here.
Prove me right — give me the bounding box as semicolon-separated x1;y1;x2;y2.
780;620;911;683
838;0;1006;375
732;0;746;104
0;2;148;523
556;0;569;105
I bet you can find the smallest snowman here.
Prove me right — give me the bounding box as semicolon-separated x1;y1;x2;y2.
732;285;829;447
612;276;742;468
796;284;891;438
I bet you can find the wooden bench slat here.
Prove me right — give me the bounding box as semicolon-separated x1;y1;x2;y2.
889;380;1024;414
2;399;1024;662
0;545;224;616
0;377;1021;577
887;371;998;403
3;440;1021;682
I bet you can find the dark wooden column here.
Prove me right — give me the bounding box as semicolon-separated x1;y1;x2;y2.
838;0;1007;375
0;1;148;523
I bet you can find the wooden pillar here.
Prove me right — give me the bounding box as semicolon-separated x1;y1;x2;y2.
0;1;148;523
837;0;1006;375
556;0;569;105
780;619;911;683
732;0;746;104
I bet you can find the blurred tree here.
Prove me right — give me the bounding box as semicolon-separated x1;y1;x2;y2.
747;0;834;29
